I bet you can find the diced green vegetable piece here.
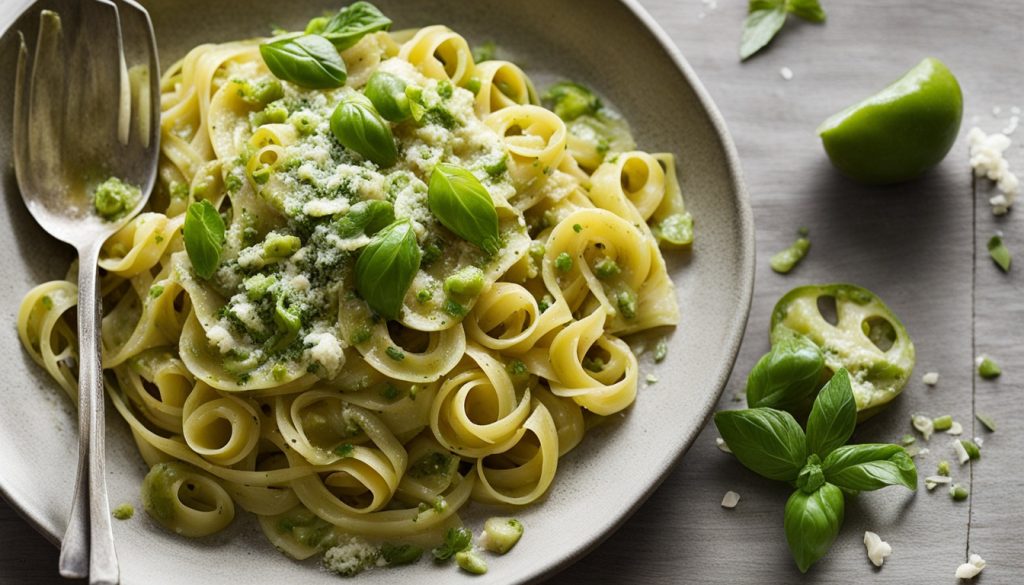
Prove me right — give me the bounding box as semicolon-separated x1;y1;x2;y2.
379;543;423;566
594;258;621;279
950;484;969;501
960;440;981;460
987;234;1012;272
654;338;669;363
444;266;485;299
263;234;301;258
112;503;134;520
932;415;953;431
770;237;811;274
455;550;488;575
975;413;996;432
937;460;950;476
978;357;1001;379
555;252;573;272
481;517;524;554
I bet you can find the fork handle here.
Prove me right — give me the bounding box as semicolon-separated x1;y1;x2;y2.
59;241;119;584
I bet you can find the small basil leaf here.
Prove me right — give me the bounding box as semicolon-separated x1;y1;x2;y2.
427;164;501;255
354;219;421;320
260;34;347;89
713;408;807;482
320;1;392;50
335;200;395;238
786;0;826;23
330;98;398;168
746;333;824;417
805;368;857;459
784;483;844;573
740;5;787;61
364;71;411;122
822;444;918;491
988;234;1012;272
183;200;226;279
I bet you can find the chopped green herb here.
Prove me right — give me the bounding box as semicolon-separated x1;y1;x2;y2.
507;359;528;376
111;503;134;520
443;299;466;317
333;444;354;457
975;413;997;432
40;295;54;310
432;527;473;561
594;258;621;279
416;288;433;304
653;338;669;363
543;81;601;121
351;327;372;345
472;41;497;63
148;285;165;300
978;357;1001;379
937;460;950;476
555;252;573;272
572;223;583;233
385;346;405;361
770;235;811;274
988;234;1012;272
616;290;638;319
408;451;453;478
582;356;605;372
740;0;826;61
93;177;141;221
379;543;423;566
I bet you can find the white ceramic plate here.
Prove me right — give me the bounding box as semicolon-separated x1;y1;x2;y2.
0;1;753;582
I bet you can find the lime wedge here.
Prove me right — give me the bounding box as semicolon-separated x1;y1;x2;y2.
818;58;963;185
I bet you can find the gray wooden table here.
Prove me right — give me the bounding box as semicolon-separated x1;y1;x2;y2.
3;0;1022;582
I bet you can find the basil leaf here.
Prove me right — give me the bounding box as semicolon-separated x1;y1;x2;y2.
784;482;844;573
740;5;787;61
988;234;1012;272
713;408;807;482
354;219;421;320
822;444;918;491
427;164;501;255
330;98;398;167
786;0;826;23
805;368;857;459
746;333;824;418
320;1;392;50
335;199;395;238
183;200;226;279
364;71;411;122
260;34;347;89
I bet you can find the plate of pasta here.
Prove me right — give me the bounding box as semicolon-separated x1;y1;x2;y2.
0;0;752;583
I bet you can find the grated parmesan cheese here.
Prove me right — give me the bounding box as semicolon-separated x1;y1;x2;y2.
863;531;892;567
206;324;236;354
955;553;986;580
968;127;1019;215
305;332;344;378
922;371;939;386
322;536;379;577
779;66;794;81
720;491;740;508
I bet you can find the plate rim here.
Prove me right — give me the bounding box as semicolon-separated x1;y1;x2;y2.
0;0;755;581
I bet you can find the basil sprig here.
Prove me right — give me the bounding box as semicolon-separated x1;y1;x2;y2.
427;164;501;255
355;219;421;320
715;368;917;573
312;1;392;50
746;333;824;418
740;0;826;61
183;200;226;279
260;34;347;89
330;97;398;168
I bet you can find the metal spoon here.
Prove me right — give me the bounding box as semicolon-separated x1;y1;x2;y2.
12;0;160;582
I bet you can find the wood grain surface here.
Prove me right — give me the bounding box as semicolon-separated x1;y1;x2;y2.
2;0;1022;583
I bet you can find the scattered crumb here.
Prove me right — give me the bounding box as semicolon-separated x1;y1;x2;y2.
863;531;892;567
924;475;951;491
779;66;794;81
645;373;658;384
968;128;1019;215
721;491;740;508
715;437;732;453
955;553;986;579
112;503;134;520
946;421;963;435
993;106;1002;116
1004;115;1020;135
922;372;939;386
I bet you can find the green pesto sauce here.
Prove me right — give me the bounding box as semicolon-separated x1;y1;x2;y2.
93;177;141;221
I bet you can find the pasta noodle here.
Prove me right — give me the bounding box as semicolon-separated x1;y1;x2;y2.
16;6;691;572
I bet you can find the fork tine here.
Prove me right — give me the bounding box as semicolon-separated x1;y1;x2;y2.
13;30;31;192
26;10;66;191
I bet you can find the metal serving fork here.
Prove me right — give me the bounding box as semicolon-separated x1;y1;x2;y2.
12;0;160;582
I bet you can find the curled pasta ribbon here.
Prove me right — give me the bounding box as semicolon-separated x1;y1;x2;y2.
589;150;666;222
342;31;400;87
183;382;261;466
99;213;184;278
396;434;460;503
465;282;571;354
16;281;78;400
103;268;188;368
485;105;567;185
350;310;467;383
542;208;652;318
277;399;407;514
429;345;531;458
340;380;437;444
141;461;236;537
533;385;585;457
547;310;639;416
398;25;473;85
114;349;193;434
472;60;538;116
472;400;559;505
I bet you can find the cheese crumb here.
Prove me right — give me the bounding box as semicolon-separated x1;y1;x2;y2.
955;553;986;580
206;324;236;354
715;437;732;453
305;332;344;378
946;421;963;435
720;491;740;508
922;371;939;386
779;67;794;81
968;127;1019;215
323;536;379;577
645;373;658;384
953;439;970;464
863;531;892;567
924;475;951;490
